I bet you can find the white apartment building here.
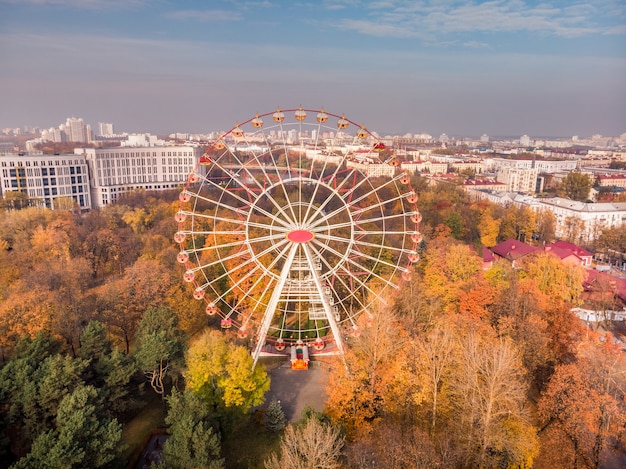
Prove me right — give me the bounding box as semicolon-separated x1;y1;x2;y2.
401;160;448;174
0;154;91;210
496;167;538;193
468;189;626;243
77;145;203;208
540;198;626;241
345;161;395;178
489;158;578;173
98;123;114;137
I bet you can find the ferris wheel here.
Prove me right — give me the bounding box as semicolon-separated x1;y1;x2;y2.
175;106;422;366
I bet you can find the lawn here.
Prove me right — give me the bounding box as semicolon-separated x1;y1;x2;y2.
222;415;282;469
120;391;166;468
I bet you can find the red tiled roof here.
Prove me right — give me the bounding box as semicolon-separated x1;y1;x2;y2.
491;239;537;260
548;241;593;258
540;245;581;261
483;246;496;263
583;270;626;304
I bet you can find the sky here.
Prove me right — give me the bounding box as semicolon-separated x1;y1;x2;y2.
0;0;625;138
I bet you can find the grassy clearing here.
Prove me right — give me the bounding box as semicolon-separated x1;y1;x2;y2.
223;415;282;469
120;392;166;467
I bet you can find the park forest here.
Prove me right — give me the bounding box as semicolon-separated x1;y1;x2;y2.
0;176;625;469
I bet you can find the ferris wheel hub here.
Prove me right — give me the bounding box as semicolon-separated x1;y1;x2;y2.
286;229;315;243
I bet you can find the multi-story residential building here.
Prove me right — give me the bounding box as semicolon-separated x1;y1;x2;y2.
449;160;484;174
467;188;626;243
77;145;203;208
540;198;626;241
496;167;538;194
463;179;507;192
0;154;92;209
63;118;91;143
345;161;395;178
489;157;577;173
401;160;448;174
98;122;114;137
596;173;626;188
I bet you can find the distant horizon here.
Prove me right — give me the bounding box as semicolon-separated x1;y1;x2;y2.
3;116;624;143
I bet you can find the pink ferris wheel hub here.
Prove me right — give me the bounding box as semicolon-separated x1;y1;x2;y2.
286;230;315;243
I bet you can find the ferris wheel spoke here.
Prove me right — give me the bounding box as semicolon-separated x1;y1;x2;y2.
247;124;302;224
307;242;370;312
345;173;407;209
312;232;353;246
198;237;290;291
351;211;414;227
200;259;266;305
304;170;371;229
348;244;405;271
186;212;289;233
309;241;384;310
228;241;294;314
210;153;299;227
179;230;244;237
300;145;354;224
184;189;250;218
351;238;409;254
311;238;401;290
354;230;410;237
189;231;286;254
187;248;250;274
301;168;359;227
302;244;345;355
351;192;408;217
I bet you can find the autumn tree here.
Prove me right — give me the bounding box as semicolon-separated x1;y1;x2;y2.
535;209;557;244
478;210;500;247
450;333;538;468
184;330;270;431
344;421;442;469
325;307;410;438
264;416;344;469
98;259;175;352
558;172;592;202
0;191;37;211
412;322;456;431
420;241;483;314
537;341;626;469
520;252;587;306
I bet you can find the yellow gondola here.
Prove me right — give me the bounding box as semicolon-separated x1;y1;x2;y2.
232;123;243;137
295;105;306;121
251;114;263;128
273;107;284;123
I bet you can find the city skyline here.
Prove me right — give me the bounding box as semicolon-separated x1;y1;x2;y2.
1;0;625;137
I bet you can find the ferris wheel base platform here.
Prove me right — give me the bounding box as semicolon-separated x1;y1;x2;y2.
256;343;342;358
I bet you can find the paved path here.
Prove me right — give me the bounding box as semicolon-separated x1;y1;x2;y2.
266;361;330;422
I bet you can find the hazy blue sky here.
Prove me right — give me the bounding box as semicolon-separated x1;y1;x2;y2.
1;0;625;137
